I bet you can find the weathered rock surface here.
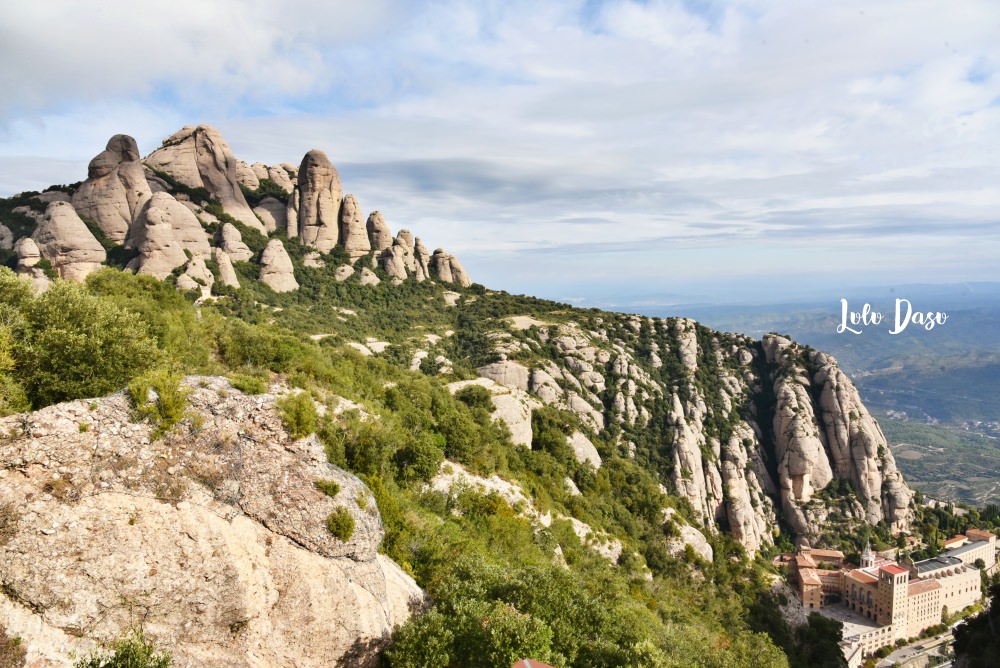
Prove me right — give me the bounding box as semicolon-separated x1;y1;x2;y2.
253;197;287;234
218;222;253;263
380;246;408;280
212;247;240;288
478;360;530;392
568;431;602;468
144;125;264;233
0;377;422;667
339;194;370;260
366;211;392;251
259;239;298;292
430;249;471;286
176;255;214;298
297;150;342;253
14;237;51;291
0;223;13;250
71;134;152;243
358;267;380;286
125;198;188;280
31;202;106;281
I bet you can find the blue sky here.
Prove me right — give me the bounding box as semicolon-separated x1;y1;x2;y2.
1;0;998;308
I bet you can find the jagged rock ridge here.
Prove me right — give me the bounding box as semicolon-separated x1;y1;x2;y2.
2;124;472;293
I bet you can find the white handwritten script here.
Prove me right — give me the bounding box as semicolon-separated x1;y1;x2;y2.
837;299;948;335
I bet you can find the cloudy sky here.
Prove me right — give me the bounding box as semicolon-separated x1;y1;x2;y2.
2;0;998;308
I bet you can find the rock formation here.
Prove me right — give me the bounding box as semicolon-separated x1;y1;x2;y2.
176;255;214;298
254;196;287;234
13;237;50;291
71;134;152;244
339;194;370;260
366;211;392;251
0;377;421;667
218;222;253;263
380;246;408;280
31;202;106;281
0;223;12;250
260;239;298;292
213;246;240;289
286;186;299;238
431;249;471;287
297;149;342;253
124;193;210;279
144;125;264;233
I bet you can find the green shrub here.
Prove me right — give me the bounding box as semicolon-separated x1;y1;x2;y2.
454;384;494;411
314;480;341;497
228;373;267;395
73;628;171;668
326;507;355;541
127;370;190;439
276;392;318;439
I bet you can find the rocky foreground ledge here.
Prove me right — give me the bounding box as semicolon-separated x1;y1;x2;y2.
0;376;421;667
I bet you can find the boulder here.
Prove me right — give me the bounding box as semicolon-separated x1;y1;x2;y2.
218;222;254;263
0;223;12;250
213;247;240;289
235;160;260;189
14;237;50;291
254;196;287;234
477;360;530;392
32;202;106;282
260;239;298;292
339;194;370;260
130;192;210;258
366;211;392;251
334;265;355;282
144;125;264;233
71;134;152;243
568;432;602;468
176;255;214;299
359;267;380;286
297;149;342;253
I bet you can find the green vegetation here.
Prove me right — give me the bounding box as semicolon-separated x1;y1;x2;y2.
953;578;1000;668
325;507;355;541
127;370;190;440
73;628;172;668
276;391;318;439
314;480;341;497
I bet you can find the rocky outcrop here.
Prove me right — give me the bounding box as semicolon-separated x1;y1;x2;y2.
286;186;299;238
568;432;602;468
366;211;392;251
176;255;214;298
253;197;287;234
218;223;253;263
213;247;240;289
358;267;380;286
31;202;106;281
430;249;471;287
260;239;298;292
0;377;422;667
0;223;12;250
71;134;152;243
14;237;50;291
380;246;408;280
447;378;541;448
338;194;370;260
125;200;188;280
297;150;342;253
478;360;530;392
144;125;264;233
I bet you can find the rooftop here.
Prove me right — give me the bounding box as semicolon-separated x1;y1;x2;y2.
966;528;996;541
881;564;908;576
914;555;964;575
908;579;942;595
845;569;878;585
946;541;989;560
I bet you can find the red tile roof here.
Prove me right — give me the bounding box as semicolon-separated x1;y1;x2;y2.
908;579;942;595
881;564;908;576
846;569;878;584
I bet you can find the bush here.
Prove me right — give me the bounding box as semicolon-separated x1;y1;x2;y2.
73;628;172;668
314;480;340;497
326;507;355;541
228;373;267;395
276;392;318;439
128;370;190;440
454;384;494;412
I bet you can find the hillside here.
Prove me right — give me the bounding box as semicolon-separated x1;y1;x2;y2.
0;125;927;667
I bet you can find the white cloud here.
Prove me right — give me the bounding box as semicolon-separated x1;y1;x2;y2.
1;0;998;303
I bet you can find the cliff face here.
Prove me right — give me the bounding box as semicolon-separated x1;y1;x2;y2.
474;315;914;556
0;377;421;667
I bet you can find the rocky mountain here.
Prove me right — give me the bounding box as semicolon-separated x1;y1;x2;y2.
0;124;922;667
0;125;471;293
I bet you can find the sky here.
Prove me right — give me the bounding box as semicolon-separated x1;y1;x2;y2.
1;0;999;309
